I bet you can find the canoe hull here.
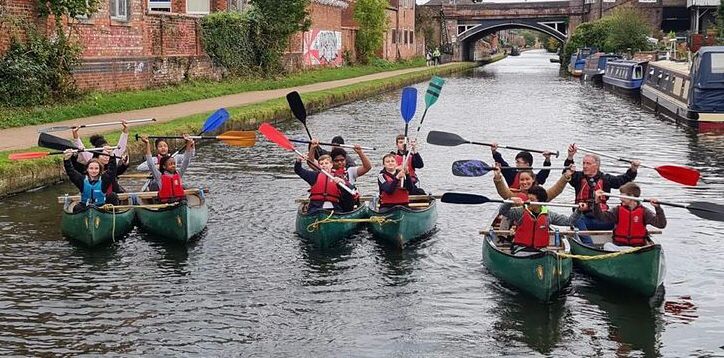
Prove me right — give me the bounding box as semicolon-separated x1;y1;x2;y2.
482;232;572;302
136;194;208;243
569;238;664;297
295;205;369;248
368;199;438;248
61;206;135;247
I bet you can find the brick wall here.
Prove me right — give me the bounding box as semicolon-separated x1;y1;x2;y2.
0;0;41;53
383;1;418;61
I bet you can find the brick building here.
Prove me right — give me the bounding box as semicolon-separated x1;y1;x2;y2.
383;0;417;61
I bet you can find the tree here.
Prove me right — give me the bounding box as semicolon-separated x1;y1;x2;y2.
604;8;651;53
249;0;311;73
354;0;388;63
718;2;724;42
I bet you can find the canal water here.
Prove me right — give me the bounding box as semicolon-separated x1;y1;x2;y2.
1;50;723;356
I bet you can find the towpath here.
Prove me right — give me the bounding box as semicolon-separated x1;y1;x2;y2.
0;63;456;151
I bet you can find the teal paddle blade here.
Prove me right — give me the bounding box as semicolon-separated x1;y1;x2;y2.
425;76;445;108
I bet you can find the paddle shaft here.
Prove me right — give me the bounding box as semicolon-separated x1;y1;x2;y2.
40;118;155;132
289;139;376;151
486;229;662;236
145;135;234;140
577;146;652;169
471;140;559;158
293;149;356;195
503;199;579;208
295;194;441;204
603;193;687;209
58;188;208;203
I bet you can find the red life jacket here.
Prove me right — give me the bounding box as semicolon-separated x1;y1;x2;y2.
395;154;417;181
513;207;550;249
613;205;647;246
379;170;409;206
513;191;528;201
333;167;348;181
576;176;608;212
159;172;185;202
309;172;341;203
511;172;521;190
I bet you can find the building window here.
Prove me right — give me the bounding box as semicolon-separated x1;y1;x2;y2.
404;30;408;44
391;30;396;44
187;0;210;14
410;31;414;44
110;0;128;21
149;0;171;12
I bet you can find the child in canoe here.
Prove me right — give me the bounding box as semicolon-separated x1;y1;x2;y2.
499;185;583;255
62;147;120;212
294;154;350;213
378;153;415;210
135;137;186;172
490;143;552;188
394;134;425;195
592;182;666;251
329;145;372;212
141;135;195;203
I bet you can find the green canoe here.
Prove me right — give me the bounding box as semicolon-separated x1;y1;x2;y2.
136;192;208;243
569;237;664;297
61;204;135;247
367;196;438;248
481;212;572;302
295;204;370;248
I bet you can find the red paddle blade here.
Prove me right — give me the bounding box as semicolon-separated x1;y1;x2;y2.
655;165;701;186
9;152;50;160
258;123;294;151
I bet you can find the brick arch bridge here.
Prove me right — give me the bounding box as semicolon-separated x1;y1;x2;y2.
457;19;569;61
419;0;588;61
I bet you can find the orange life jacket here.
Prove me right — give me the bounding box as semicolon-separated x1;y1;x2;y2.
379;170;409;206
576;176;608;212
159;172;185;203
309;172;341;203
613;205;648;246
513;207;550;249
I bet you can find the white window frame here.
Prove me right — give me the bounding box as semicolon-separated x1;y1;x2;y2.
149;0;172;12
186;0;210;15
110;0;128;21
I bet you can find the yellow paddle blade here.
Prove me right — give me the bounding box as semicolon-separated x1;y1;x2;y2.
218;131;256;140
219;137;256;147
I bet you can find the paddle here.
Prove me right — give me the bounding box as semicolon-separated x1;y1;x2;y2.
441;192;579;208
603;193;724;222
414;76;445;139
38;118;156;133
9;147;116;161
400;87;418;187
136;131;256;147
38;132;80;151
577;146;700;186
451;159;567;177
139;108;229;190
258;122;356;195
289;139;376;151
426;130;560;157
286;91;325;160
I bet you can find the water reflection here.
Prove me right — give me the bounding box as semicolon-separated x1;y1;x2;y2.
491;293;568;354
577;278;665;357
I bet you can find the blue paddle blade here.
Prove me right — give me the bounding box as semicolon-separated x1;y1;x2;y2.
400;87;418;123
452;160;492;177
201;108;230;133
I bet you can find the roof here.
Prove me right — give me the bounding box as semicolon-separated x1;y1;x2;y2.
650;60;690;76
697;46;724;55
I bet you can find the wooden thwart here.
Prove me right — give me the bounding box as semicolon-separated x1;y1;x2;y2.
295;194;441;204
57;188;209;203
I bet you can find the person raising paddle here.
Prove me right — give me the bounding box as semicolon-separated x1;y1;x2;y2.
329;144;372;212
378;153;415;210
491;143;552;188
564;143;639;243
141;135;194;203
295;154;349;213
62;147;120;212
493;163;574;202
394;134;425;195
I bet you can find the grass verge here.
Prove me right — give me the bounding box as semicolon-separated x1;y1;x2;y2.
0;59;426;129
0;61;480;197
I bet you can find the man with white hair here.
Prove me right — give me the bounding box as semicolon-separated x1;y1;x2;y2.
564;143;640;244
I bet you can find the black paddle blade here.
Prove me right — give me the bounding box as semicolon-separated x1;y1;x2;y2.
38;132;78;151
452;160;493;177
286;91;307;123
426;130;467;146
441;192;495;205
687;201;724;222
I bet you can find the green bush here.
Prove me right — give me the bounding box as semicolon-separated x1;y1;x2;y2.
0;28;80;107
354;0;388;64
200;11;262;76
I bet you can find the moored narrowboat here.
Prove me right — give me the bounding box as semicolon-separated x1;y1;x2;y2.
582;53;623;84
641;46;724;130
568;47;594;77
603;59;648;95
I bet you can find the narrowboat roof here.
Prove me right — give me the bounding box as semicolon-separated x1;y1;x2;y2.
607;59;648;67
696;46;724;55
648;60;690;76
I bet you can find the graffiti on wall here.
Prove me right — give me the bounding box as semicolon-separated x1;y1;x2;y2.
304;30;343;66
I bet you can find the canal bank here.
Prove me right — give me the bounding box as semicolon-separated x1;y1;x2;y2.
0;59;495;197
